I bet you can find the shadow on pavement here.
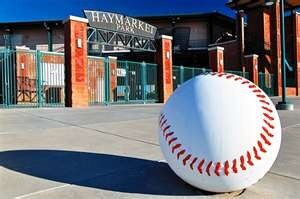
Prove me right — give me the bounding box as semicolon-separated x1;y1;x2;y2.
0;150;215;196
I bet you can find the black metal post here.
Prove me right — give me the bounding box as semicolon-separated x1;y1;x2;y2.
275;0;294;110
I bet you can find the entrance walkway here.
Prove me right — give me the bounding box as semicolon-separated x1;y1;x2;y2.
0;99;299;198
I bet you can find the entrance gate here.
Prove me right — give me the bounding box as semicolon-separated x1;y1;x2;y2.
84;10;159;105
115;61;158;103
0;49;65;108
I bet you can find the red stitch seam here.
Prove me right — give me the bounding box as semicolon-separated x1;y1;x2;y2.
183;154;192;165
263;113;274;121
160;119;167;128
165;132;174;140
214;162;221;176
172;144;181;153
262;106;273;113
257;141;267;153
262;126;274;137
259;100;270;105
206;161;213;176
264;119;275;129
240;155;246;170
253;146;261;160
190;157;198;170
168;137;178;145
247;151;254;166
198;159;205;174
232;159;238;173
260;133;272;145
177;149;186;159
224;160;229;176
249;85;256;88
234;77;243;81
226;75;234;79
163;125;171;134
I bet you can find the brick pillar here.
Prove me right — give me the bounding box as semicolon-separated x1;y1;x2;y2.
64;16;89;107
270;2;282;96
108;56;117;102
208;46;224;73
155;35;173;103
245;54;259;85
294;12;300;96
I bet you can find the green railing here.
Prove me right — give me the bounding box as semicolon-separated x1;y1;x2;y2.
0;49;65;108
114;60;158;104
259;72;275;96
173;65;211;91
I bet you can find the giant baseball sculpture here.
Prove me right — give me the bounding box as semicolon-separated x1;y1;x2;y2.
158;73;281;192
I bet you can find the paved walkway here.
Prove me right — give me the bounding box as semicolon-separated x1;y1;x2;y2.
0;98;299;199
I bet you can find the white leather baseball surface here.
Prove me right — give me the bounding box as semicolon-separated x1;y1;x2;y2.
158;73;281;192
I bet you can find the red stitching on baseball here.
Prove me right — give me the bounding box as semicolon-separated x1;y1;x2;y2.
232;159;238;173
253;146;261;160
165;132;174;140
224;160;230;176
161;119;167;128
214;162;221;176
218;74;225;77
177;149;186;159
234;77;243;81
163;125;171;134
183;154;192;165
240;155;246;170
190;157;198;170
172;144;181;153
259;100;270;105
168;137;178;145
256;94;266;98
252;89;262;93
242;81;250;84
262;126;274;137
198;159;205;174
226;75;234;79
159;114;165;125
263;119;275;129
260;133;272;145
206;161;213;176
258;140;267;153
249;85;256;88
263;113;274;121
262;106;273;113
246;151;254;166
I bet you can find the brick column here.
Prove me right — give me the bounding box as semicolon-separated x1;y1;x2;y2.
294;12;300;96
270;2;282;96
155;35;173;103
64;16;89;107
245;54;259;85
208;46;224;73
108;56;117;102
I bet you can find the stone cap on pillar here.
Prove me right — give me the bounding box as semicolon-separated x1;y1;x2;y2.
208;46;224;51
245;54;259;58
159;35;173;40
63;15;89;24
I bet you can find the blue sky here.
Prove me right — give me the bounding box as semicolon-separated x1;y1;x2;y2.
0;0;233;22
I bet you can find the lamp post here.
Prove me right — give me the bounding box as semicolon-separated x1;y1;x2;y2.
265;0;294;110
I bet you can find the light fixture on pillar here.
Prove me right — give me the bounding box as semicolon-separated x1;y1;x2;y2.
264;0;275;6
264;0;294;111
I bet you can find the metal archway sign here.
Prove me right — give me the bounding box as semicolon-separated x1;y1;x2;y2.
84;10;157;52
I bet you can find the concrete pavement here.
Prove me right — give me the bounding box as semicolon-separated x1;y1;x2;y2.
0;98;299;199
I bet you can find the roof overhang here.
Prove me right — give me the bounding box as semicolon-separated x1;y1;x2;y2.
227;0;300;10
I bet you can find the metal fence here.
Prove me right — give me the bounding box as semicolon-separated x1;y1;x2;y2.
114;60;158;103
259;72;275;96
87;56;106;105
0;49;65;108
172;66;211;90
